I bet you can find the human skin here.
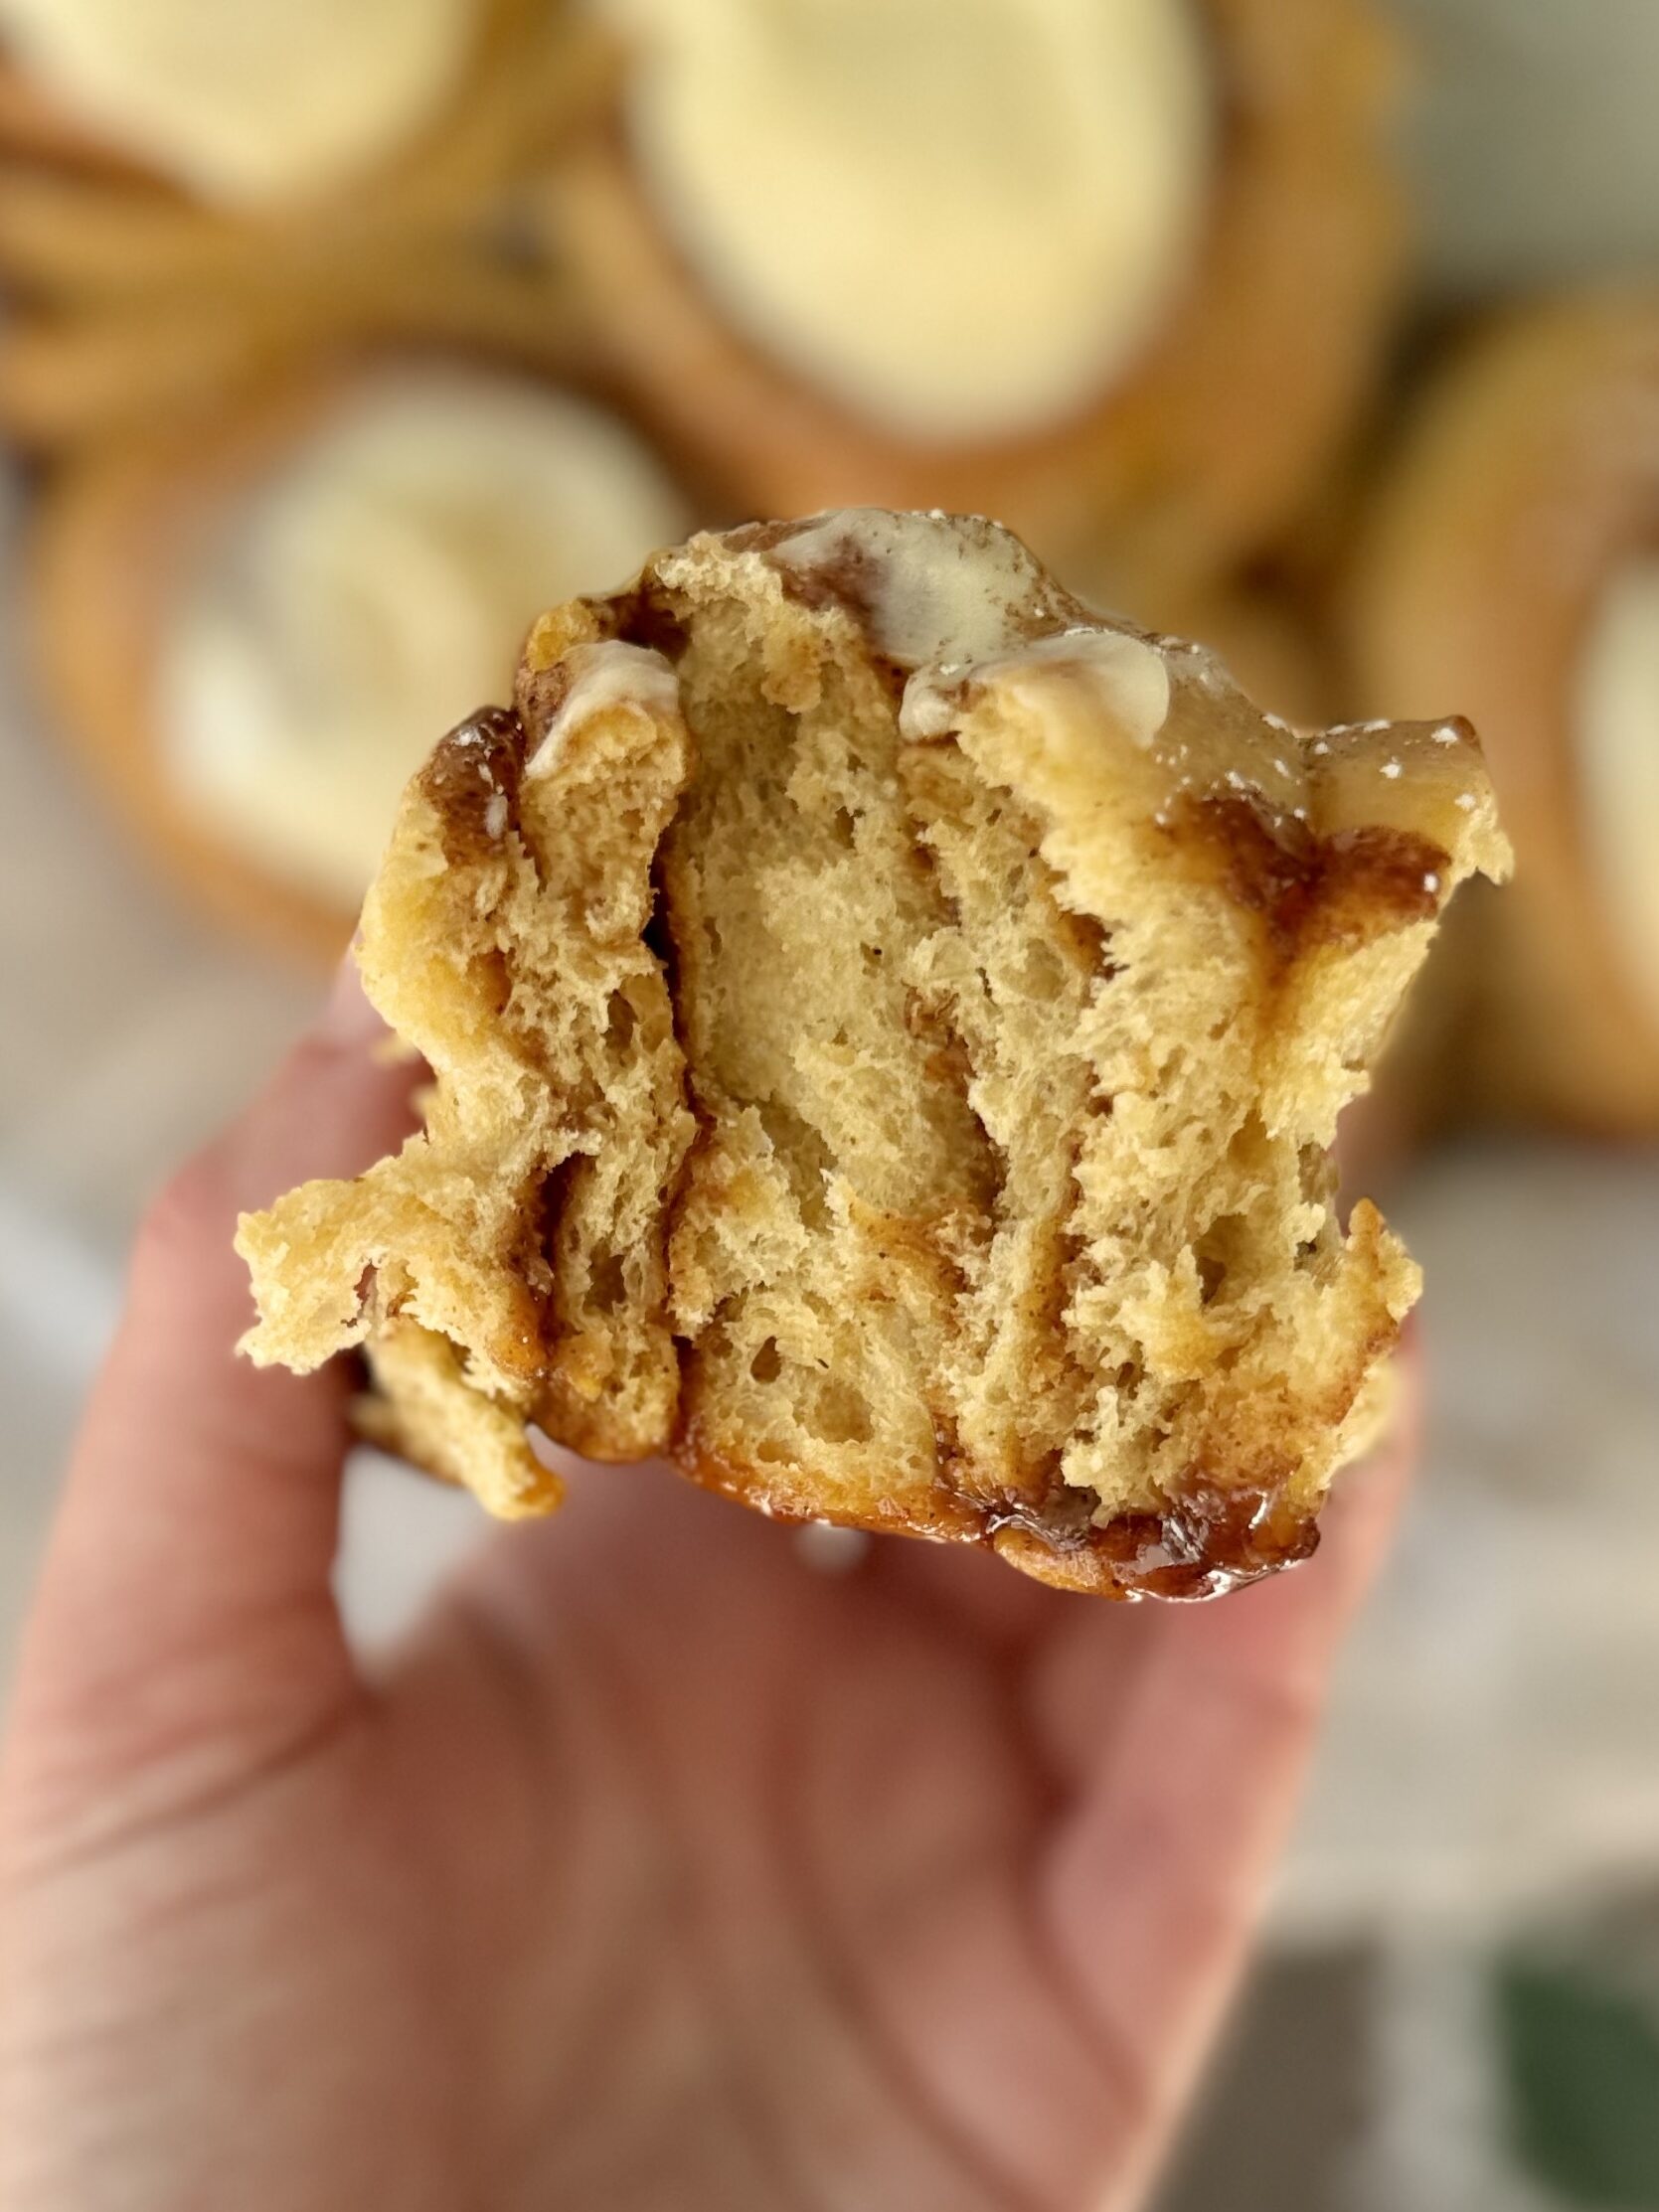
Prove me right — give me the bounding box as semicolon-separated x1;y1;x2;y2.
0;962;1411;2212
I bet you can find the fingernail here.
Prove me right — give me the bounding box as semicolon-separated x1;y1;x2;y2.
320;953;387;1047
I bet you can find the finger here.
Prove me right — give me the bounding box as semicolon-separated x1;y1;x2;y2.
1036;1369;1418;2203
10;962;418;1806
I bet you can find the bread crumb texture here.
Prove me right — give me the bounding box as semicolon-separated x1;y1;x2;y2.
238;511;1509;1594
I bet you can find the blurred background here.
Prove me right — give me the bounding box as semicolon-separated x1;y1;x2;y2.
0;0;1656;2202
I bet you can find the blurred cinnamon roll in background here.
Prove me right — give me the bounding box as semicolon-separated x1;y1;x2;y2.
31;359;693;955
554;0;1406;610
1349;290;1659;1135
0;0;482;204
0;0;613;446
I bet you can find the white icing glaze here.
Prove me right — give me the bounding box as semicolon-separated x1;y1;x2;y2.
1575;556;1659;1027
739;507;1081;671
526;640;682;778
597;0;1214;440
0;0;477;204
160;370;689;905
904;627;1172;752
649;509;1506;875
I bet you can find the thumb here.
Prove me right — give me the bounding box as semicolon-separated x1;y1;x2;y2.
3;960;417;1856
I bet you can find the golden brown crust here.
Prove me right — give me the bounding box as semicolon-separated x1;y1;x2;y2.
1347;289;1659;1134
553;0;1404;601
676;1429;1325;1601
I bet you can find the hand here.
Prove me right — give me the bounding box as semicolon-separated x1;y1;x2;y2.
0;964;1410;2212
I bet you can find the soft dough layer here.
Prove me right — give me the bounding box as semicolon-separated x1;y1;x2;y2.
238;510;1509;1595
